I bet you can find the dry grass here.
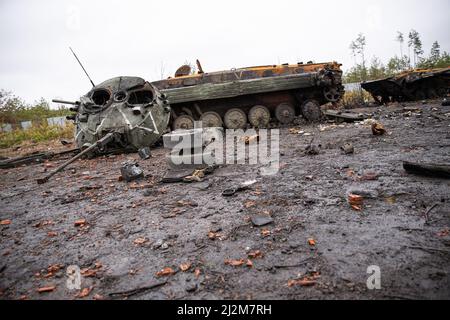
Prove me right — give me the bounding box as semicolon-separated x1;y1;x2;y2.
341;90;373;108
0;123;75;149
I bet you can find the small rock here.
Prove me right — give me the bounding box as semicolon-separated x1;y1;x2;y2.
152;239;164;250
305;144;320;155
341;143;354;155
251;215;274;227
143;189;155;197
185;283;197;292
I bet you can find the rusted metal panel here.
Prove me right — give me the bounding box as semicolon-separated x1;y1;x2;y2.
161;72;317;104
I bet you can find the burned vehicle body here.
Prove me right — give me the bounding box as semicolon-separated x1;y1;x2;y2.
361;67;450;104
152;61;344;130
35;76;171;184
66;76;171;153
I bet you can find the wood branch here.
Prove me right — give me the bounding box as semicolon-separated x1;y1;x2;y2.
108;280;167;298
403;161;450;179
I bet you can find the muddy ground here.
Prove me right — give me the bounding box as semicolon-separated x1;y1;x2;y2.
0;100;449;300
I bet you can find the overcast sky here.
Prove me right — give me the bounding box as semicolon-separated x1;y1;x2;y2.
0;0;449;106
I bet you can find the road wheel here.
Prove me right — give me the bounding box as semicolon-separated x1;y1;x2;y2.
275;103;296;124
248;105;270;128
224;108;247;129
200;111;223;128
173;115;195;130
300;100;322;122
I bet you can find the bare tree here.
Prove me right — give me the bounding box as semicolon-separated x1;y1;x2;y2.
349;33;367;81
396;31;404;58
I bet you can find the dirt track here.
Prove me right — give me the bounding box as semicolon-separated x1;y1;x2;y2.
1;100;449;300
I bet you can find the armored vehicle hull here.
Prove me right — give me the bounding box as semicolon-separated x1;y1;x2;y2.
361;67;450;104
152;62;344;130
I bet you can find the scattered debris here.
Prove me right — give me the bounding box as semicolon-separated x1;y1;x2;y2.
288;272;321;287
0;220;11;226
222;180;257;197
348;193;363;211
289;128;303;135
60;139;72;146
156;267;175;277
423;203;439;224
120;161;144;182
183;168;206;183
261;228;271;237
77;287;92;298
74;219;86;227
305;138;320;155
250;215;274;227
224;259;253;268
133;237;148;246
208;230;222;240
323;109;366;122
403;161;450;179
341;143;354;155
437;228;449;237
138;147;152;160
360;171;378;181
248;250;264;259
108;281;167;298
37;286;56;293
371;122;386;136
179;263;192;272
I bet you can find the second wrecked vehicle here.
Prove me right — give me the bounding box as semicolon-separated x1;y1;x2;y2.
361;66;450;104
152;61;345;130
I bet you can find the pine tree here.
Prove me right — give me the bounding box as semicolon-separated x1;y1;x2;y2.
396;31;404;57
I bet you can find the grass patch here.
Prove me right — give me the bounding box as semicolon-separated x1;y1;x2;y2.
0;123;75;149
342;90;373;108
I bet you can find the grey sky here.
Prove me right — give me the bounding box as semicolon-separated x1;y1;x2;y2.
0;0;449;106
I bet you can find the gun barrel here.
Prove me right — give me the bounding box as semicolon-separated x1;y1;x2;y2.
52;99;79;105
36;132;116;184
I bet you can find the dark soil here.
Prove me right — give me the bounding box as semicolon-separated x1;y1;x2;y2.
1;100;449;300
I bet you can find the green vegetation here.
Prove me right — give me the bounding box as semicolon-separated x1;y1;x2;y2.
0;90;70;124
344;30;450;83
0;90;74;149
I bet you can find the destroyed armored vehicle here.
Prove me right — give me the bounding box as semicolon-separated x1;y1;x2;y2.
152;61;344;130
58;76;171;153
361;66;450;104
35;76;171;184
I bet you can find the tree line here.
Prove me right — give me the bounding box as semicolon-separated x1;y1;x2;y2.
344;30;450;83
0;90;70;124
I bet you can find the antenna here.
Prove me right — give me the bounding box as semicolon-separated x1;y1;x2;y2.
69;47;95;87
